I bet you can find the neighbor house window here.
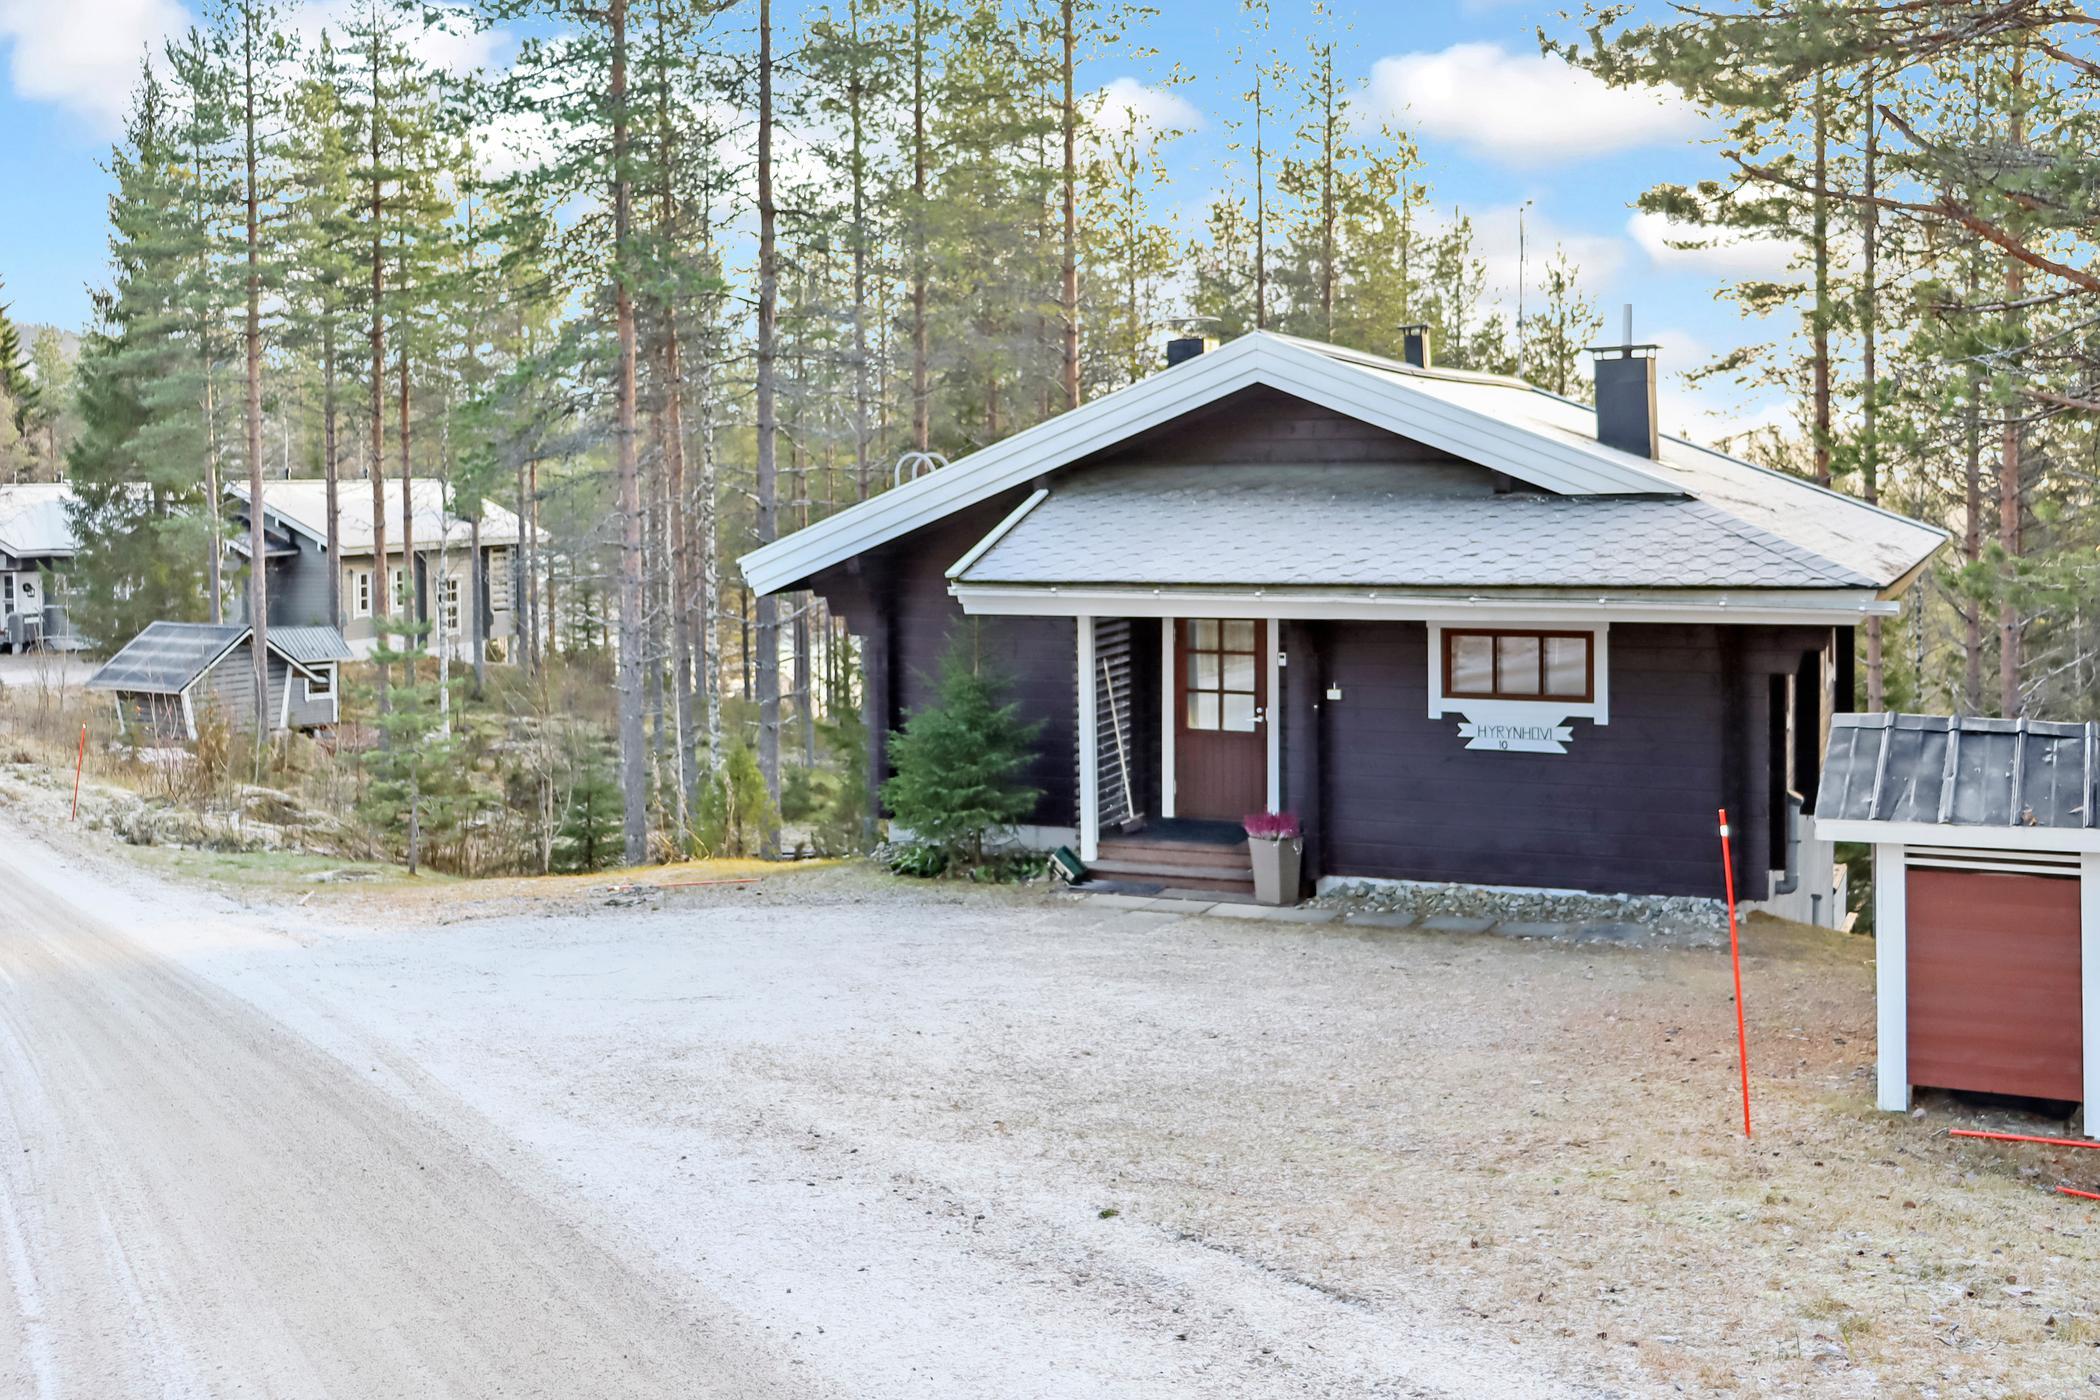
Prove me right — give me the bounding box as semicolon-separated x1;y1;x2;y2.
1184;619;1260;732
487;548;512;610
441;575;462;636
304;668;333;699
351;569;372;618
1443;629;1593;702
391;567;408;609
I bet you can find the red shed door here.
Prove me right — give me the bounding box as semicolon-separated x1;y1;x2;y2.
1174;619;1266;821
1906;866;2083;1102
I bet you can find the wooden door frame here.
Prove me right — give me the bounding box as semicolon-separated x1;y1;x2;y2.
1160;616;1280;822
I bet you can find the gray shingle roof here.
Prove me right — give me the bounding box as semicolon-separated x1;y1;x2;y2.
269;624;352;665
88;622;247;695
1817;712;2100;830
954;464;1875;590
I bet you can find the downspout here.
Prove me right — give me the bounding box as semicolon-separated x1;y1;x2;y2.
1772;791;1803;895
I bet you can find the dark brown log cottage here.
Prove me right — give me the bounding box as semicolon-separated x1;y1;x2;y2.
740;331;1946;915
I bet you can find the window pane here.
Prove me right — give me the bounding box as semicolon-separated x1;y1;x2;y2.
1187;692;1220;730
1497;636;1542;696
1191;619;1219;650
1222;653;1256;692
1222;620;1257;652
1191;653;1220;690
1544;637;1589;697
1450;634;1494;694
1221;693;1257;731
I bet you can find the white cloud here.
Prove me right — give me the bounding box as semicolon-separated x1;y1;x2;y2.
294;1;508;75
1361;43;1703;164
0;0;186;133
1627;209;1797;279
1093;77;1201;137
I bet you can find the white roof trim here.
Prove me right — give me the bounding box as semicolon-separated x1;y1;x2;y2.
1811;817;2100;854
945;488;1047;580
740;332;1682;597
948;582;1899;628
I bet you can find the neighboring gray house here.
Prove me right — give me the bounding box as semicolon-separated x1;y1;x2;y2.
87;621;352;740
741;328;1949;912
0;482;82;651
225;480;531;661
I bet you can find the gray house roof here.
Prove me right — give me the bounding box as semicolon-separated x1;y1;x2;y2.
742;330;1949;600
0;484;80;558
953;464;1878;590
88;621;347;696
1817;712;2100;831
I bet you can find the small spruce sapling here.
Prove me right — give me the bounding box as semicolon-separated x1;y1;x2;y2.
881;638;1042;872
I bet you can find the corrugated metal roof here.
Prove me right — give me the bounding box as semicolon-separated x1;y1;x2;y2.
87;622;246;695
1817;712;2099;831
268;624;352;665
955;464;1875;590
0;484;80;557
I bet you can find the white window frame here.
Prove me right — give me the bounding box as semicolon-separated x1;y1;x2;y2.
487;547;513;610
441;574;462;636
391;566;409;610
351;568;372;618
1426;621;1610;725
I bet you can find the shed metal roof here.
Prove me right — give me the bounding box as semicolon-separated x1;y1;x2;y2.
1817;712;2099;832
87;622;247;695
952;464;1875;590
268;624;353;665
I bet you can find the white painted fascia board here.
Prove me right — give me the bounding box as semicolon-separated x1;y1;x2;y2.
1814;818;2100;854
946;489;1049;580
742;338;1277;594
740;332;1685;597
949;584;1897;628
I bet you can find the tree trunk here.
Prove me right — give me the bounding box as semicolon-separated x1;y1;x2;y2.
611;0;650;864
1060;0;1079;411
1860;69;1883;711
323;309;342;630
1809;68;1832;488
367;26;390;713
910;0;929;454
242;5;269;740
754;0;783;857
1998;52;2027;718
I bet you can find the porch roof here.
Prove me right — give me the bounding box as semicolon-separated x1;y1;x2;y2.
949;464;1877;592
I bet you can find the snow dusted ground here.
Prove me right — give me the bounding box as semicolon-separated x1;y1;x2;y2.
7;820;1606;1398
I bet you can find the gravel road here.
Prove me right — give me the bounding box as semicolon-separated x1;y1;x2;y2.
0;834;813;1400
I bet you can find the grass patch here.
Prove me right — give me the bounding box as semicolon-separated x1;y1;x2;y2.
123;846;429;894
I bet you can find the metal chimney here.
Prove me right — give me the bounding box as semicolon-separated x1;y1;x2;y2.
1399;324;1431;369
1589;305;1659;458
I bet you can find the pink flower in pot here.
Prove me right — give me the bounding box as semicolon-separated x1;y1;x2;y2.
1242;811;1303;904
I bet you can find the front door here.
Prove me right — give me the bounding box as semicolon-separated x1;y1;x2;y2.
1174;618;1266;821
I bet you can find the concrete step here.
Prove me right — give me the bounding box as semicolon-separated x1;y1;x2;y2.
1085;858;1255;894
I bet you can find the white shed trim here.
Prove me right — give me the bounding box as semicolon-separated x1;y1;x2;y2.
1873;843;1910;1114
1076;616;1100;863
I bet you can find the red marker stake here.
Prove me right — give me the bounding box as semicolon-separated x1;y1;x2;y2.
2057;1186;2100;1202
70;722;86;821
1717;807;1752;1138
1952;1129;2100;1152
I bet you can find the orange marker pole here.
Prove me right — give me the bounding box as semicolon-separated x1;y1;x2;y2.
70;722;86;821
2056;1186;2100;1202
1953;1129;2100;1152
1718;807;1752;1138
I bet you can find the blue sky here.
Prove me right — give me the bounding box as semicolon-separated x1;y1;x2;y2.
0;1;1794;437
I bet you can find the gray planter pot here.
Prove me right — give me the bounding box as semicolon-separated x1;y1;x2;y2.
1248;835;1303;906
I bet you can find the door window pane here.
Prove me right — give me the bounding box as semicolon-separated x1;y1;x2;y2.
1191;652;1220;689
1497;636;1541;695
1544;636;1589;697
1450;634;1494;694
1222;652;1256;691
1187;691;1220;730
1191;619;1218;650
1221;693;1257;732
1222;619;1257;652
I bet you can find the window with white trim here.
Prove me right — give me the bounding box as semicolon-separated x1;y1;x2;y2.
487;547;513;610
304;667;333;699
441;575;462;636
351;568;372;618
391;567;409;609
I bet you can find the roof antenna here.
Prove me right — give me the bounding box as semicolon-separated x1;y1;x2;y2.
1622;303;1634;346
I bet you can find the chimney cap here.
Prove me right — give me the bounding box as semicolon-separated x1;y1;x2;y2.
1165;335;1213;367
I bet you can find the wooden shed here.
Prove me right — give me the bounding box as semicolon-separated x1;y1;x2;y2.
87;621;351;741
1816;713;2100;1131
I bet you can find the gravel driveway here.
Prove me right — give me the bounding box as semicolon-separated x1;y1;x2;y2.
5;812;2095;1397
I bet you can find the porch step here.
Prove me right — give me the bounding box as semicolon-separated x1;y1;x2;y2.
1084;857;1255;895
1096;836;1250;868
